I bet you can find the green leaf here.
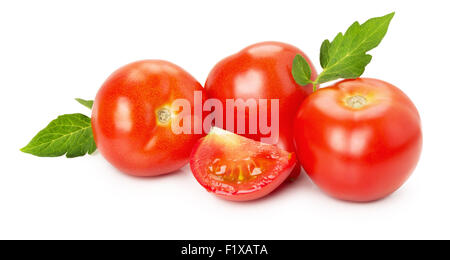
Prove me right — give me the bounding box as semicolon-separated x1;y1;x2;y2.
317;53;373;84
292;54;312;86
21;113;96;158
316;12;395;84
319;39;331;68
75;98;94;109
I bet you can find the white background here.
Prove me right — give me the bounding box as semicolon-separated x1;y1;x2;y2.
1;0;449;240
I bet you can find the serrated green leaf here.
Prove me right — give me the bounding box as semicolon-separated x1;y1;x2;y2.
75;98;94;109
292;54;312;86
357;12;395;52
316;12;395;84
21;113;96;158
320;39;331;68
317;54;372;84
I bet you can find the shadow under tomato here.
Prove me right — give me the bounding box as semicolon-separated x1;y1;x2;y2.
298;168;407;205
322;187;406;205
214;168;317;205
100;159;188;181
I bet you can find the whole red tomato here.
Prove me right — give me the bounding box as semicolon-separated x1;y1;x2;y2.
92;60;204;176
294;78;422;202
204;41;317;179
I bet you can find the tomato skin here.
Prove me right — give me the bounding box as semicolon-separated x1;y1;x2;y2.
190;127;296;201
204;41;317;180
294;78;422;202
92;60;204;176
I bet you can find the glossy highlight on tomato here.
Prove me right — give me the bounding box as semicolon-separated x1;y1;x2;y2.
204;41;317;180
92;60;204;176
190;127;296;201
294;78;422;202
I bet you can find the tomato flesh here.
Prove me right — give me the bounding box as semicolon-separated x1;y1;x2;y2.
190;127;295;201
294;78;422;202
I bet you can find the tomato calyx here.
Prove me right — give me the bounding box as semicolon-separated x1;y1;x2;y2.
292;13;395;93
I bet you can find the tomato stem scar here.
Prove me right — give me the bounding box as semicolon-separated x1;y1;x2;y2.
156;107;171;124
345;95;367;108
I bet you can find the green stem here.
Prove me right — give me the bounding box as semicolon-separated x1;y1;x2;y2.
312;81;318;92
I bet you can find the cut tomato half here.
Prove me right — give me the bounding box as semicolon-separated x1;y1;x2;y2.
190;127;296;201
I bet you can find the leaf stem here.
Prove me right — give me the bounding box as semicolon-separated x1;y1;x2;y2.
312;80;319;92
